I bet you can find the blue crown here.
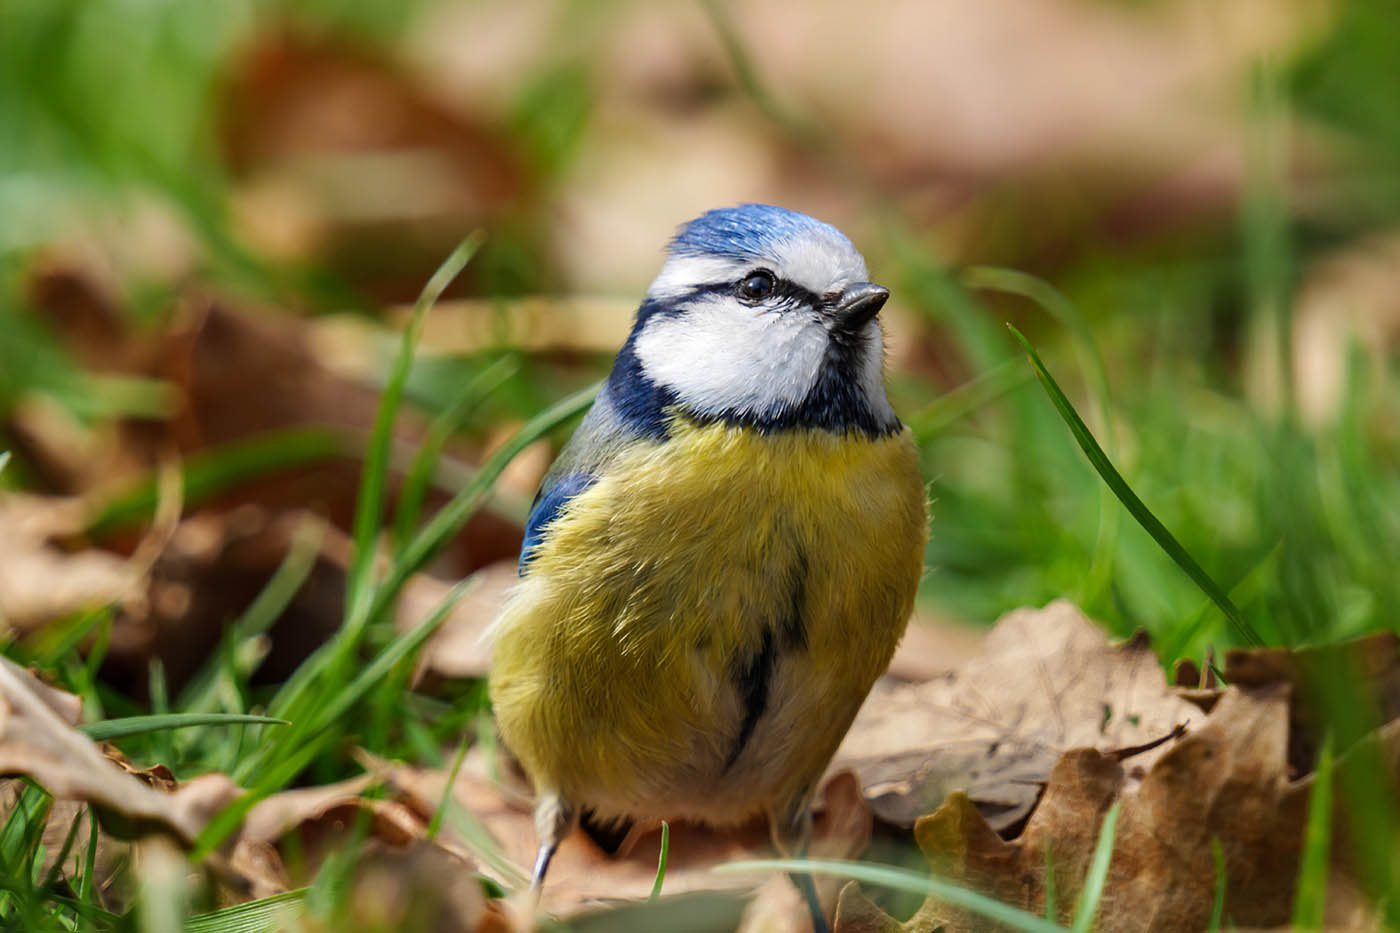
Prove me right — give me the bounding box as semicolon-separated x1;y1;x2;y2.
668;203;851;262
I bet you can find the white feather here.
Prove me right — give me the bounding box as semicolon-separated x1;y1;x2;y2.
634;296;828;419
638;227;890;425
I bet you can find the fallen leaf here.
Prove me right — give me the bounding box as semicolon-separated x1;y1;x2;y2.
840;684;1394;932
835;601;1198;831
886;613;988;683
331;842;502;933
0;655;241;846
0;493;138;634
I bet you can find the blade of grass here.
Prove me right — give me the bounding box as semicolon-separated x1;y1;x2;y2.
0;450;10;475
391;354;520;549
1208;838;1227;932
79;713;288;742
225;576;473;810
88;428;345;535
906;359;1030;443
1071;803;1120;932
1292;736;1334;928
135;839;190;933
1159;541;1280;662
78;804;99;905
369;382;597;609
148;659;174;766
345;232;484;632
427;736;471;841
177;515;325;714
718;859;1066;933
439;794;528;887
968;268;1119;607
650;821;670;902
1007;324;1264;647
39;805;85;894
267;382;600;736
186;889;308;933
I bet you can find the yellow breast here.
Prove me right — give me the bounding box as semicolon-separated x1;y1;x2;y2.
488;417;927;824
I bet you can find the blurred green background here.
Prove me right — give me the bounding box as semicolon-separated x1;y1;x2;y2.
2;0;1398;657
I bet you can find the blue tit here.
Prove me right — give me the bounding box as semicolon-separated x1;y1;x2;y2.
487;203;927;918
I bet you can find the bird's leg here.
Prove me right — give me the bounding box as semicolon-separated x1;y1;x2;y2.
772;795;828;933
793;871;828;933
529;793;577;892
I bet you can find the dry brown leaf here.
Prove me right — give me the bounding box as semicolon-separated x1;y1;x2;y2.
242;774;377;845
0;656;241;846
0;493;137;634
840;684;1395;932
886;614;987;684
835;601;1198;831
331;842;501;933
1176;632;1400;779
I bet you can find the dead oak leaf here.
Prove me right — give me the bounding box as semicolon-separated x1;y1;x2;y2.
838;684;1392;932
835;600;1197;831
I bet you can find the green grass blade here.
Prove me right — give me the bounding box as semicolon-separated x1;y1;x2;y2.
1208;838;1227;932
365;382;598;619
185;888;307;933
650;821;670;902
178;516;325;714
231;576;472;789
78;804;99;905
1292;737;1334;928
391;354;520;549
1071;803;1120;932
0;451;10;475
79;714;288;742
88;428;346;535
427;737;471;841
264;383;594;739
346;232;485;630
718;859;1066;933
1007;324;1264;647
968;268;1120;606
40;803;85;893
907;360;1030;443
313;577;474;736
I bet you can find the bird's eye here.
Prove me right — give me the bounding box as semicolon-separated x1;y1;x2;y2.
737;271;776;303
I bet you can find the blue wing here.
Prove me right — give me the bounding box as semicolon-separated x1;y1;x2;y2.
518;472;596;575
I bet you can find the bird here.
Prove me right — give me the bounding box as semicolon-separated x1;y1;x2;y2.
487;203;927;926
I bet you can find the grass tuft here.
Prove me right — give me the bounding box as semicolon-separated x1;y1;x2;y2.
1007;323;1264;647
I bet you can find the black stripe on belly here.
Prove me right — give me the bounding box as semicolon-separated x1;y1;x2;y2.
725;627;777;771
724;558;809;770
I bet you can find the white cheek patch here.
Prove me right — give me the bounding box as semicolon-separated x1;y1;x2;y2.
634;298;828;420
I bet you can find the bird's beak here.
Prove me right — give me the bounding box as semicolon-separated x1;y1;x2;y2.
832;282;890;332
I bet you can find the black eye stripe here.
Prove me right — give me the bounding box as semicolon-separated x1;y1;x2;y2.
674;276;823;308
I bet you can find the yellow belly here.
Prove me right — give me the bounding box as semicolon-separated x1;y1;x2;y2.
488;417;927;826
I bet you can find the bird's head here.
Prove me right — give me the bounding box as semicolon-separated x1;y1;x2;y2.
612;204;899;437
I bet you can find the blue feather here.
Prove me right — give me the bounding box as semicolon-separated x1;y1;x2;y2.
519;473;597;575
668;203;852;263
